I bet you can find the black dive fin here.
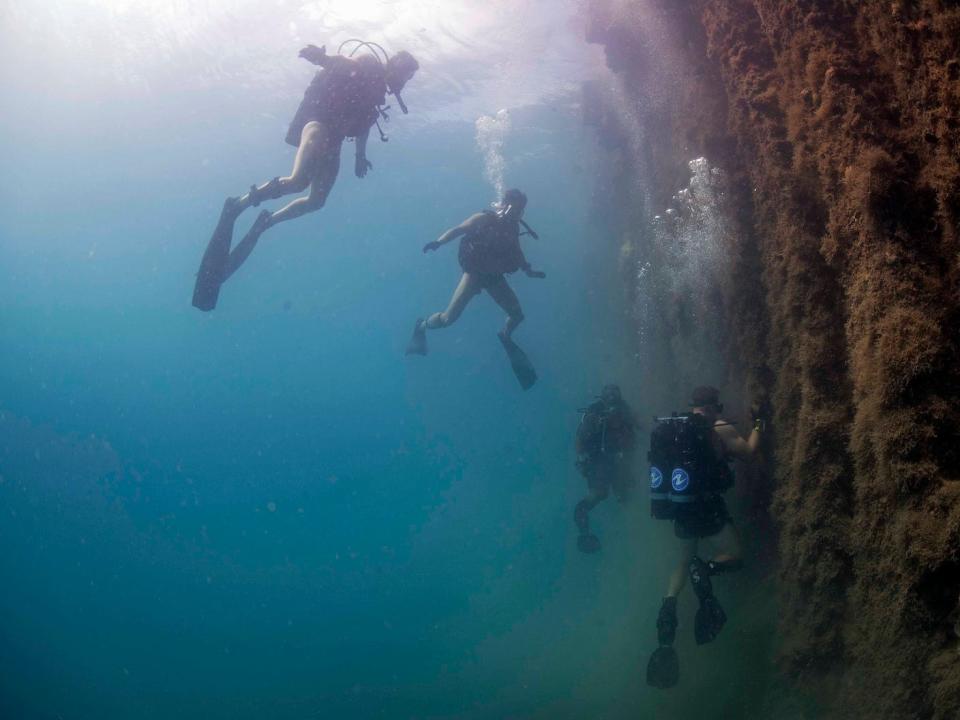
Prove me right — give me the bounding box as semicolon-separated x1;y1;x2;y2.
498;334;537;390
223;210;271;283
694;596;727;645
646;646;679;689
192;199;241;311
405;319;428;356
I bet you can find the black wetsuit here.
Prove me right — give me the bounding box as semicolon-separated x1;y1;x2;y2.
576;401;637;499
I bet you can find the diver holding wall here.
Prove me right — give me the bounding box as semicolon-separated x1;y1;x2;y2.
405;188;546;390
193;41;419;311
645;386;765;689
573;384;638;553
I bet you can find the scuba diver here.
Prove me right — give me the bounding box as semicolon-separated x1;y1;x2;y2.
573;384;638;554
193;41;420;311
645;386;764;689
405;188;546;390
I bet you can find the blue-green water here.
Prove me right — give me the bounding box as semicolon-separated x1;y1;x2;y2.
0;3;783;718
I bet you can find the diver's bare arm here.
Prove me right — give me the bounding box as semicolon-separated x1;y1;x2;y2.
517;251;546;279
716;421;759;460
354;129;372;178
299;44;352;71
442;213;488;245
423;213;486;253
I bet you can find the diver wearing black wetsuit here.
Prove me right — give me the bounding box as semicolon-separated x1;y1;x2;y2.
573;384;637;554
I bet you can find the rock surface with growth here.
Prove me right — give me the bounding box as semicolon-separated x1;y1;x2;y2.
585;1;960;717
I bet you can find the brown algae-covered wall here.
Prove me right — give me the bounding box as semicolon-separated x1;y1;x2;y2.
585;1;960;717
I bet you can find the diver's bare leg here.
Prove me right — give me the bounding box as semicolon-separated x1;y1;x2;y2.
223;143;336;278
266;142;342;226
706;522;743;572
233;121;332;213
425;273;482;329
222;135;338;280
485;276;524;338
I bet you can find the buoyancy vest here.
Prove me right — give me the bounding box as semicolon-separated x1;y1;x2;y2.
576;401;637;458
647;413;734;520
286;54;387;146
458;211;527;275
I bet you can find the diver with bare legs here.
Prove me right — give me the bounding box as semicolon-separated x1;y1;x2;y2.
193;41;419;311
405;189;546;389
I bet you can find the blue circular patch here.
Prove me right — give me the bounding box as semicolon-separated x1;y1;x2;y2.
650;466;663;490
671;468;690;492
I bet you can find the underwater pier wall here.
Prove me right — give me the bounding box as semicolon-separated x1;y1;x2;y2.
584;1;960;717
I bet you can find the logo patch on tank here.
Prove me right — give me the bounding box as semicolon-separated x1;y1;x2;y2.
650;466;663;489
671;468;690;492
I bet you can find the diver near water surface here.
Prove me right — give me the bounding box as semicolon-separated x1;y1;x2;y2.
645;385;764;689
405;188;546;389
192;41;419;311
573;384;638;553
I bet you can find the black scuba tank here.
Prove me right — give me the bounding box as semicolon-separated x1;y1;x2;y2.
647;416;678;520
669;413;712;504
648;413;733;519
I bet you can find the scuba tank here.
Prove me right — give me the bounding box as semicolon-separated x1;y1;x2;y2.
647;413;733;520
575;402;607;459
648;416;680;520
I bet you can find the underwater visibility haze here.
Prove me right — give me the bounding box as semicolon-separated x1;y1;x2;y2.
0;2;671;718
3;1;960;719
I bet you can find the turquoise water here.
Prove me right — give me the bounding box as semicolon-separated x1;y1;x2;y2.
0;3;783;718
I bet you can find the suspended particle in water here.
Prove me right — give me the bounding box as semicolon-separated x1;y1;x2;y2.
267;501;277;513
